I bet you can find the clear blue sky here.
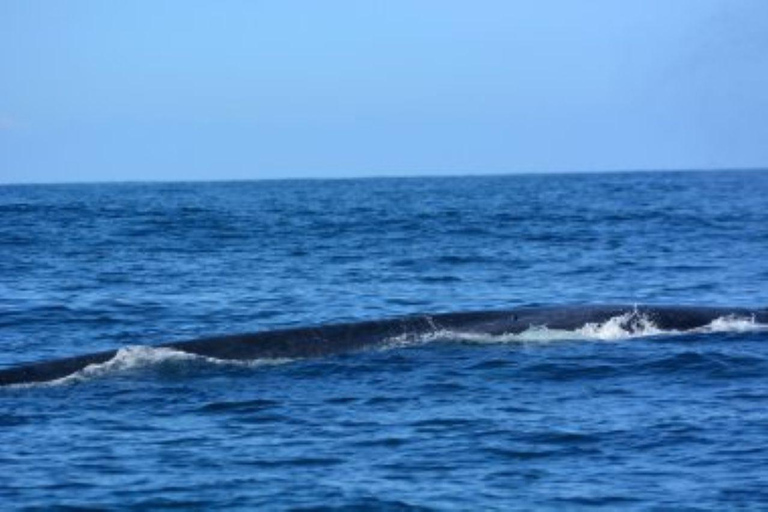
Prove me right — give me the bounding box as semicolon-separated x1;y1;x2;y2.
1;0;767;183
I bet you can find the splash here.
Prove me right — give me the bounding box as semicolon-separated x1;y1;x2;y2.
402;311;766;346
15;346;290;388
575;309;665;340
697;314;766;334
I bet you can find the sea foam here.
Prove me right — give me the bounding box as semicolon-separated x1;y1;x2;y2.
14;346;290;388
404;311;766;346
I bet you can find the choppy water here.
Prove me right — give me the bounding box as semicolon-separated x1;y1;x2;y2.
2;171;768;510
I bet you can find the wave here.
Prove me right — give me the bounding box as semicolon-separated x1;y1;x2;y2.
393;310;767;346
11;347;290;389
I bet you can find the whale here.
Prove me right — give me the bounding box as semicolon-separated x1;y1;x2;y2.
1;304;766;386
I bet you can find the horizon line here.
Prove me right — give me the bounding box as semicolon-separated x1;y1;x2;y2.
2;166;767;187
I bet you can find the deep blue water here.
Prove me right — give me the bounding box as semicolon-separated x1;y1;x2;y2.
2;171;768;510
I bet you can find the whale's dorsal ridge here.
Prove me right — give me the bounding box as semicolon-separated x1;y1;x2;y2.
1;304;765;387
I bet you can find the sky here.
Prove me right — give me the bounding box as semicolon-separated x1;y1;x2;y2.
1;0;767;184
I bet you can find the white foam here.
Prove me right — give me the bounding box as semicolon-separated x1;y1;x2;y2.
696;314;766;334
575;310;665;340
396;311;767;347
19;346;290;388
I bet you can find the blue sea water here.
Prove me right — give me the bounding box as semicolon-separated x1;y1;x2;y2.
1;171;768;510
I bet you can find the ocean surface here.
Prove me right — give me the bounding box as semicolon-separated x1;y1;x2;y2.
2;171;768;510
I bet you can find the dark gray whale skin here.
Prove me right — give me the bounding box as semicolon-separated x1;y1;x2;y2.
2;305;766;386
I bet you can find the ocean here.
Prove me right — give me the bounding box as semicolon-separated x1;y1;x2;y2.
2;171;768;510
